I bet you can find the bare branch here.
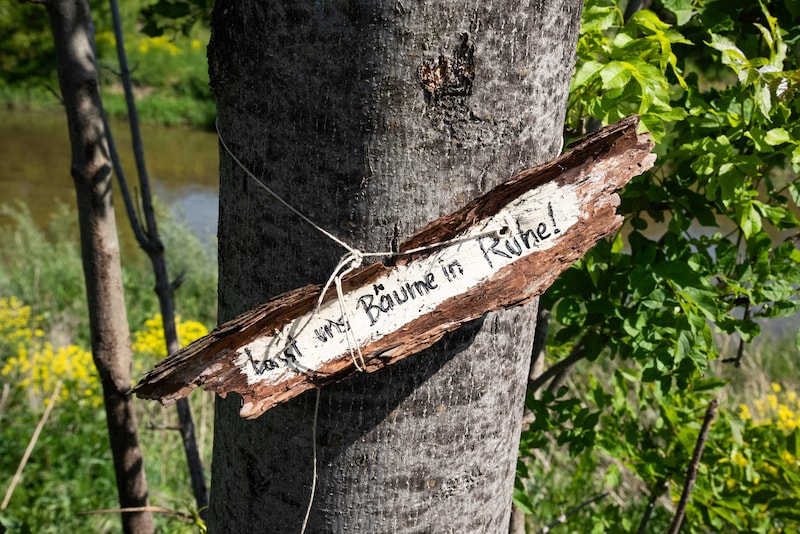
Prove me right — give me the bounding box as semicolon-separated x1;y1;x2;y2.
528;338;586;394
667;398;719;534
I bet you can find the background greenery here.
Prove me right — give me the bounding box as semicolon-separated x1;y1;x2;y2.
0;203;217;533
0;0;799;532
515;0;800;532
0;0;214;128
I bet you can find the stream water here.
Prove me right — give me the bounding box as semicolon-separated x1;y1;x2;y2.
0;108;219;245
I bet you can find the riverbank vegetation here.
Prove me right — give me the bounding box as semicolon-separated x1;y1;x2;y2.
0;1;214;128
0;204;216;532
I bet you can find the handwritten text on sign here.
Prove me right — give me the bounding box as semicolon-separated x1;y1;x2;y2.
234;182;579;387
134;116;656;418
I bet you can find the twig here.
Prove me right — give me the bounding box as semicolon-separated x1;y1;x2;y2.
44;83;64;105
536;492;609;534
667;398;719;534
0;383;10;423
635;479;668;534
722;301;750;368
79;505;192;520
2;381;62;510
146;423;183;431
107;0;209;516
529;338;586;394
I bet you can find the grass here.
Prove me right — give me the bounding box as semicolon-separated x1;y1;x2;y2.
0;202;217;347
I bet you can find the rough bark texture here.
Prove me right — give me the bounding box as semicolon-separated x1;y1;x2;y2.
207;0;582;531
46;1;154;532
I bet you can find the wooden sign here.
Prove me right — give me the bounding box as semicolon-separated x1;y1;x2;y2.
134;116;655;418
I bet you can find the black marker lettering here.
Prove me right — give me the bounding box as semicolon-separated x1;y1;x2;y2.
478;237;494;268
548;202;561;234
505;236;523;257
537;222;551;240
358;294;382;326
517;220;539;249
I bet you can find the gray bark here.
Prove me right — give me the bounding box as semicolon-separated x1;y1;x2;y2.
45;1;154;532
207;0;582;531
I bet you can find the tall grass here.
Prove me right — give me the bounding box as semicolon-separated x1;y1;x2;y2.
0;201;217;345
0;201;216;533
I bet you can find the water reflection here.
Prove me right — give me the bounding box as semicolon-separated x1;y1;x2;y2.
0;108;219;246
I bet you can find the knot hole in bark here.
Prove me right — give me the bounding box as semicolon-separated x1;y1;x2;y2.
417;33;475;104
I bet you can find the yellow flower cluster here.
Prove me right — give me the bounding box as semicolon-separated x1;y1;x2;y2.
0;297;100;408
94;30;182;56
740;382;800;433
137;35;181;56
132;313;208;363
1;299;210;410
725;382;800;485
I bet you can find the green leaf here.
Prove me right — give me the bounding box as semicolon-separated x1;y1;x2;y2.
706;34;749;73
764;127;792;145
661;0;694;25
572;60;604;89
745;128;773;152
604;464;622;489
628;10;672;33
581;4;618;33
788;428;800;458
512;487;535;514
599;61;633;89
737;202;763;238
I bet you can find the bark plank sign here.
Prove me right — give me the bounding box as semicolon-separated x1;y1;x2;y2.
135;116;655;419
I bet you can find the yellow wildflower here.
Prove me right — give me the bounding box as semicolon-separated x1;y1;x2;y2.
767;394;779;411
739;404;752;420
776;404;797;433
0;296;101;407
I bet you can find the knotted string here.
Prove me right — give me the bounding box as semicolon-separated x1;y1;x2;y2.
217;119;505;370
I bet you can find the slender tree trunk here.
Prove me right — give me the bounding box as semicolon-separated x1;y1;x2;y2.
105;0;208;515
207;1;582;531
45;1;154;532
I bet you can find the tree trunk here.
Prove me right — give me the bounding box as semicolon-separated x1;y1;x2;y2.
207;0;582;531
46;1;154;532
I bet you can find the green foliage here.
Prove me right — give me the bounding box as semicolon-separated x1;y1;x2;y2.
0;0;214;128
518;0;800;531
139;0;214;38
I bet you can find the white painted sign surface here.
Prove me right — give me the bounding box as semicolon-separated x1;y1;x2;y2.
225;182;580;387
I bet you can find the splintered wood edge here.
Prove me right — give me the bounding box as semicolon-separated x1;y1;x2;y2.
134;116;655;416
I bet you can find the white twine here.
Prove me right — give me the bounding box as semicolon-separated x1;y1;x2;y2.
216;120;505;368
